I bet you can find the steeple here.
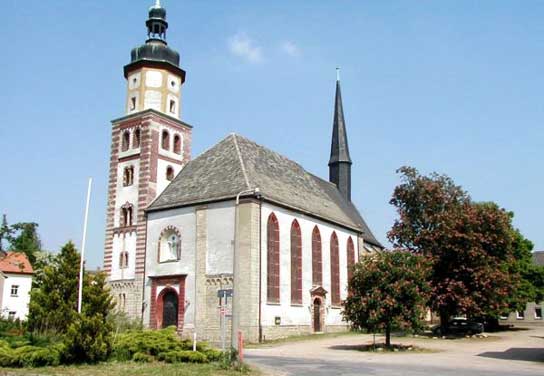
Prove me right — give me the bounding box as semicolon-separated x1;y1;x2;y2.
328;68;352;201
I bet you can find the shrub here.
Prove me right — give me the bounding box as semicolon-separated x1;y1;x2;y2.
112;327;183;360
0;344;64;368
204;348;224;362
132;352;154;362
160;350;208;364
63;314;112;364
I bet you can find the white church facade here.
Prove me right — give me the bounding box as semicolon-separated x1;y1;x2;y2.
103;2;382;344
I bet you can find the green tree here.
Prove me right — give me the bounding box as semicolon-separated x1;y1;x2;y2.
64;272;114;363
343;250;431;347
28;241;115;363
388;167;521;328
9;222;42;264
27;241;80;333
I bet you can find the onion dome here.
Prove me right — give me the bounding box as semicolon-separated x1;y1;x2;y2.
124;1;186;82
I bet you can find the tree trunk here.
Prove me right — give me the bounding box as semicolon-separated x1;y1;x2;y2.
385;323;391;348
439;308;450;334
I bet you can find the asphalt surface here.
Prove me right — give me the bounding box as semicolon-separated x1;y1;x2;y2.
245;327;544;376
246;354;540;376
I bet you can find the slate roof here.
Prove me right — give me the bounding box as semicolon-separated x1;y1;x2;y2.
533;251;544;266
0;252;33;275
149;134;382;247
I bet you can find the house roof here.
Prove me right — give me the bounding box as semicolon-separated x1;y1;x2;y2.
533;251;544;266
0;252;33;275
148;134;382;247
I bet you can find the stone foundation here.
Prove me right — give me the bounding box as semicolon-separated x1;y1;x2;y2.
109;276;144;321
260;324;349;342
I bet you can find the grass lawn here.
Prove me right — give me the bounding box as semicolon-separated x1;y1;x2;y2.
0;361;260;376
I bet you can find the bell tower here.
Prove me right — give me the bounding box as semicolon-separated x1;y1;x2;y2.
103;1;192;319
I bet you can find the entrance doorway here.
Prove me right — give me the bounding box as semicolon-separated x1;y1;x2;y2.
162;290;178;328
313;298;321;332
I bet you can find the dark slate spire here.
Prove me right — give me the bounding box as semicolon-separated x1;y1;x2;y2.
328;68;353;201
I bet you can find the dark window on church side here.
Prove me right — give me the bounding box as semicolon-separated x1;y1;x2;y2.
173;134;181;154
166;166;174;181
330;232;341;306
130;97;136;111
162;130;170;150
123;166;134;186
133;128;141;148
267;213;280;303
169;100;176;114
312;226;322;286
121;131;130;152
290;220;302;305
347;237;355;284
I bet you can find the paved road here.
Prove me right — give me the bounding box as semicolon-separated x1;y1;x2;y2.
246;327;544;376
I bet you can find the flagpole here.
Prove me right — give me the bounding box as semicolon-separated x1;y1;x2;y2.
78;177;92;314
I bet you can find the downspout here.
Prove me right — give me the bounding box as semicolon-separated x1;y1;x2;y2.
258;196;263;343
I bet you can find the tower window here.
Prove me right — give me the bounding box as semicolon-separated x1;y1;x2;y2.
169;100;176;114
130;97;136;111
120;204;134;227
133;128;141;148
123;166;134;187
166;166;175;181
161;130;170;150
119;251;129;269
173;135;181;154
121;131;130;152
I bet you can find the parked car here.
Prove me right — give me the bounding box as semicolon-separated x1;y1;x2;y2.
432;319;484;336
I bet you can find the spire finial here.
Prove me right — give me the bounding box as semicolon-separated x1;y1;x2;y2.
336;67;340;82
155;0;161;7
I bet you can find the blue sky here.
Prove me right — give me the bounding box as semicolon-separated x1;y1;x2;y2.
2;1;543;268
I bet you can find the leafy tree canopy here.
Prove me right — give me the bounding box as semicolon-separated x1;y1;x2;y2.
343;250;431;347
388;166;538;326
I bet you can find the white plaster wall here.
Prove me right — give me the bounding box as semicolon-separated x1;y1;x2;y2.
206;201;235;275
259;202;359;327
110;231;137;281
144;90;162;111
144;207;196;329
156;159;182;196
1;274;32;320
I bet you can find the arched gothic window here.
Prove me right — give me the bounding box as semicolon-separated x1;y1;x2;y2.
133;128;141;148
161;130;170;150
312;226;322;286
123;166;134;186
166;166;174;181
158;226;181;263
121;130;130;152
290;220;302;305
173;134;182;154
120;203;133;227
347;237;356;284
267;213;280;303
119;251;129;269
330;232;341;306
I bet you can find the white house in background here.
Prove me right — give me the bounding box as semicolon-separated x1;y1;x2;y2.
0;252;34;320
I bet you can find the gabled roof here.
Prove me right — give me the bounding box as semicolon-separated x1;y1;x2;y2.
149;134;382;247
533;251;544;266
0;252;33;275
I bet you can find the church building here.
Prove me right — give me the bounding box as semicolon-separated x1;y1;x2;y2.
103;2;382;344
